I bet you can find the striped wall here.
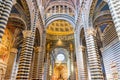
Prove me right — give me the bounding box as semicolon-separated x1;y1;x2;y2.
102;38;120;79
107;0;120;40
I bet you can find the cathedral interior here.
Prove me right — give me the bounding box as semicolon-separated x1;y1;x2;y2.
0;0;120;80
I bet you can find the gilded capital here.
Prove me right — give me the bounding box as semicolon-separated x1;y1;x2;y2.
79;46;85;51
22;30;32;38
34;47;42;53
10;48;18;54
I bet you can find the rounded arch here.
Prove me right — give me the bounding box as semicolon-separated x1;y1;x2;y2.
78;27;88;80
93;11;111;22
89;0;107;19
79;28;86;47
34;28;41;47
89;0;108;28
37;27;43;47
49;46;69;54
45;15;75;29
16;0;31;30
13;3;25;16
9;13;27;29
51;48;69;62
13;3;28;27
7;16;25;48
89;0;98;24
76;25;84;46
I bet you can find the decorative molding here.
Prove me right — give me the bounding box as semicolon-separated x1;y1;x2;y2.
22;30;32;38
45;14;75;28
10;48;18;54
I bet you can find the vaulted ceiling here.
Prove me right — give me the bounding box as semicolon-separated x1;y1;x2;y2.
46;20;74;36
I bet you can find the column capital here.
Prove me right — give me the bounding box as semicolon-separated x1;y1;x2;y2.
22;30;32;38
86;27;96;36
79;46;85;50
13;0;17;5
34;47;42;53
10;48;18;54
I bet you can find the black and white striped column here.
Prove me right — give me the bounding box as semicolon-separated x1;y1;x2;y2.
31;47;44;79
31;47;40;79
43;52;50;80
107;0;120;40
85;32;103;80
39;32;46;79
16;11;38;79
38;47;44;79
0;0;3;16
43;44;50;80
75;31;88;80
0;0;13;42
16;30;33;79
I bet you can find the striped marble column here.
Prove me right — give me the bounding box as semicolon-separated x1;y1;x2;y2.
74;31;88;80
81;46;88;80
43;52;50;80
31;47;40;79
0;0;3;16
43;62;48;80
31;47;44;79
16;11;38;79
74;31;81;80
0;0;13;42
85;31;103;80
76;46;88;80
39;32;46;80
107;0;120;40
38;47;44;79
16;30;33;80
43;43;50;80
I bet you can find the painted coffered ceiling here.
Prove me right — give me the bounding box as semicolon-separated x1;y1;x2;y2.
46;20;74;36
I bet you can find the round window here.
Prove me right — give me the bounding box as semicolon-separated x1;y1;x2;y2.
57;54;65;61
